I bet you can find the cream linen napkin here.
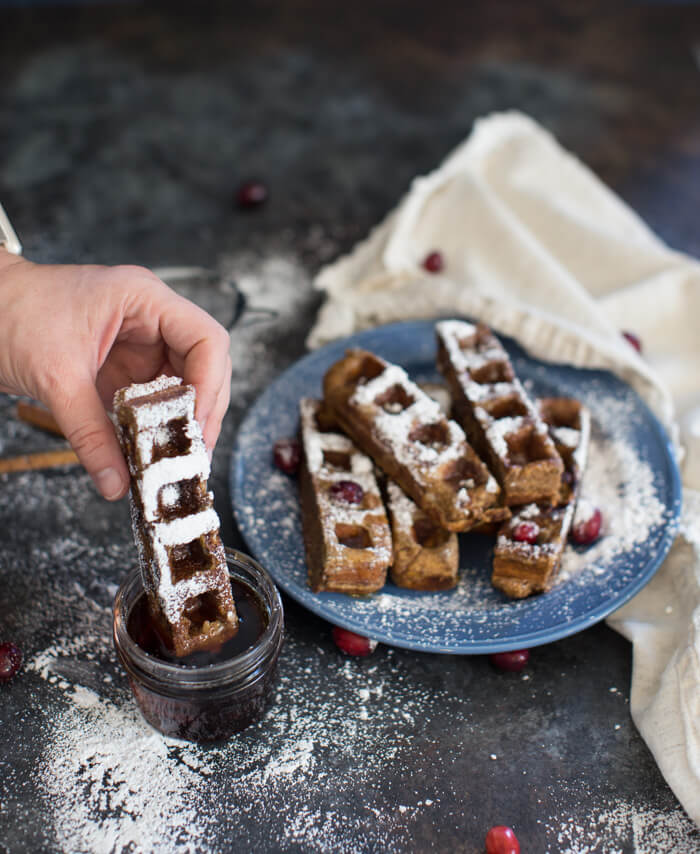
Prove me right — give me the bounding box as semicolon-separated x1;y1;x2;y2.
308;112;700;823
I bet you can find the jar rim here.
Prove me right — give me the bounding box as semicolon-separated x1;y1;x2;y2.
113;548;284;687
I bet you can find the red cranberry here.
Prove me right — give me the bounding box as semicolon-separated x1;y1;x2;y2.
422;250;444;273
571;506;602;546
329;480;364;504
0;643;22;683
489;649;530;672
273;438;301;475
236;180;268;209
512;521;539;544
485;826;520;854
622;330;642;354
332;626;377;656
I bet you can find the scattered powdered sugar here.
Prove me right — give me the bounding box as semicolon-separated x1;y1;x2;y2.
11;558;698;853
558;428;667;583
540;794;699;853
573;497;598;527
678;488;700;552
19;580;478;853
223;250;317;403
37;686;218;854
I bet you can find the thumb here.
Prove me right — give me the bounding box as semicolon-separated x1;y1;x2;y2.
48;380;129;501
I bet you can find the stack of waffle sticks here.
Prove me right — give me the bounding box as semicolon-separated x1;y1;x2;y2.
299;320;591;599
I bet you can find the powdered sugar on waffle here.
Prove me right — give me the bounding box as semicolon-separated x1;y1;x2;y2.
136;416;205;473
553;426;581;449
486;415;525;459
437;321;559;482
131;384;196;434
468;379;519;404
151;513;228;624
300;398;392;563
436;321;510;388
350;364;465;468
498;505;574;560
116;374;182;402
386;480;418;530
140;445;210;521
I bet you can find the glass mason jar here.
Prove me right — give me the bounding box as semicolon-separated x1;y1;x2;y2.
113;548;284;742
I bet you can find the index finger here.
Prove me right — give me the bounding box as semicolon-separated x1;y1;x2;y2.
157;293;232;440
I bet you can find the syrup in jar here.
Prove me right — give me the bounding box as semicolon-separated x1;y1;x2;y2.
113;550;284;742
127;578;267;667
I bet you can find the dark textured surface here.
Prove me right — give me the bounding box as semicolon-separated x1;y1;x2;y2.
1;2;700;851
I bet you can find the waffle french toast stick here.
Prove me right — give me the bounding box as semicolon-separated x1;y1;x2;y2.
491;397;591;598
114;376;238;656
384;479;459;591
436;320;564;506
323;349;507;532
299;398;393;595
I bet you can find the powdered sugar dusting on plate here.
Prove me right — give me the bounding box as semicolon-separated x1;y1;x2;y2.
232;320;681;653
560;419;667;583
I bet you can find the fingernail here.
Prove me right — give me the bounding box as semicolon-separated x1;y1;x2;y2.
94;467;125;500
206;446;213;463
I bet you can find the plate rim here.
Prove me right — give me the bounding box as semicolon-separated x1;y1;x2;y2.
230;318;683;654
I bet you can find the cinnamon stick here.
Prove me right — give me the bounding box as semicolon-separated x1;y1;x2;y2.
0;448;79;474
16;401;64;436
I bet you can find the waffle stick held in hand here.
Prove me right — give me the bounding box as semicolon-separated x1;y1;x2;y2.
113;376;238;657
323;349;508;533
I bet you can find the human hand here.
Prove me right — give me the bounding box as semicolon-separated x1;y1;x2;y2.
0;251;232;500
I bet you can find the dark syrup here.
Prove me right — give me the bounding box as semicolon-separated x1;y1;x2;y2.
127;578;267;667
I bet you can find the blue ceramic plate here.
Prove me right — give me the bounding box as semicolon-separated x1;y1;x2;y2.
231;320;682;653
